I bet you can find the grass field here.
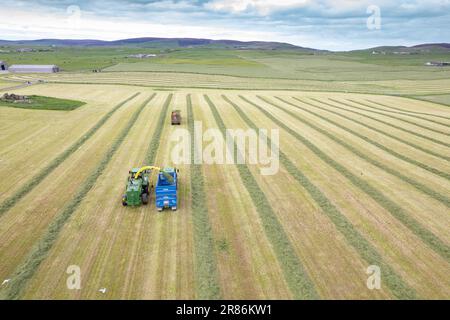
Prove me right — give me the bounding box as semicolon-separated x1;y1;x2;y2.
0;79;448;299
0;95;85;111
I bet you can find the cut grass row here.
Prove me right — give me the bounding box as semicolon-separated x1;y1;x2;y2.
335;99;449;137
277;97;450;181
0;94;155;300
304;98;450;149
343;99;450;127
204;94;319;300
228;95;416;299
365;99;450;121
187;94;221;299
0;92;141;218
291;97;450;162
144;94;172;164
252;96;450;262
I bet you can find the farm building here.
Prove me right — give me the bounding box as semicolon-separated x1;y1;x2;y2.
0;61;7;71
8;65;60;73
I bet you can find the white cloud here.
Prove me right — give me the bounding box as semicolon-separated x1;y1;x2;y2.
205;0;310;15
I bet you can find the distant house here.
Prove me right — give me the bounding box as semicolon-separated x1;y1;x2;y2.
8;65;60;73
0;61;7;71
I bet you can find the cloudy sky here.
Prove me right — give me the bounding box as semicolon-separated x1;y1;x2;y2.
1;0;449;50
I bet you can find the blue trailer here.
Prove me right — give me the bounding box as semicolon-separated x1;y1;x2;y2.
155;168;178;211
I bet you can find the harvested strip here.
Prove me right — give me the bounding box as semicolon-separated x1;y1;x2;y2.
230;95;416;299
348;100;450;127
288;97;449;162
303;98;450;149
0;94;154;300
274;97;450;207
365;99;450;121
253;96;450;261
0;92;141;217
277;97;450;181
204;94;319;300
333;98;449;136
187;94;221;299
145;94;172;164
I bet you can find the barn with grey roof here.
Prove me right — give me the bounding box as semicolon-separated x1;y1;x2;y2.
8;64;60;73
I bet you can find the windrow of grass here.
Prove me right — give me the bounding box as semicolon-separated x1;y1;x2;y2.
338;99;448;128
0;92;141;218
277;97;450;181
343;99;450;127
203;94;319;300
290;98;450;162
144;94;172;164
253;96;450;262
231;95;416;299
187;94;221;299
0;94;156;300
365;99;450;121
302;98;450;149
333;98;449;137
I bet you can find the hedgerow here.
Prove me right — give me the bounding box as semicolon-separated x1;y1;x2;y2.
0;92;141;218
187;94;221;299
234;95;417;299
205;94;319;300
278;97;450;181
0;94;155;300
255;95;450;262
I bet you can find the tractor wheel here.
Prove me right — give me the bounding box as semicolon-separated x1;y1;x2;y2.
142;193;149;205
171;207;177;211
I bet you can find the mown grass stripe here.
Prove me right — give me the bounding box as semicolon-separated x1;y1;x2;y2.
283;98;450;207
334;98;449;137
187;94;221;300
0;92;141;218
288;98;449;162
349;100;450;127
0;94;156;300
303;97;450;149
365;99;450;121
204;94;319;300
253;96;450;262
277;97;450;181
144;94;173;164
229;95;416;300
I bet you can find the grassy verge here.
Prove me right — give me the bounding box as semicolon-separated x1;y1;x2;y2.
365;99;450;121
0;93;155;300
0;92;141;218
335;99;449;136
204;94;319;300
230;95;416;299
253;96;450;262
0;95;85;111
310;98;450;148
187;94;221;299
291;97;449;162
278;97;450;180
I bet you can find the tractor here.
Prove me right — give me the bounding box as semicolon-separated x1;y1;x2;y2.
122;168;151;206
122;166;179;211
